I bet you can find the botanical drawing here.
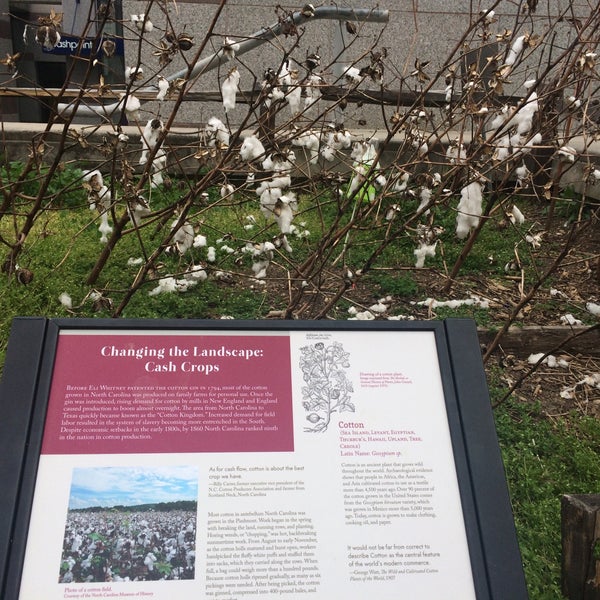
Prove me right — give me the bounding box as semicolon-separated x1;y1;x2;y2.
300;342;354;432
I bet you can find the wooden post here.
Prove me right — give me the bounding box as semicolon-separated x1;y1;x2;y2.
562;494;600;599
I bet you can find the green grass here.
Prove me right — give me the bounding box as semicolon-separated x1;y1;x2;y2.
491;382;600;599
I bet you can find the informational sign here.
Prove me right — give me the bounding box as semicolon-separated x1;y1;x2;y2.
0;318;528;600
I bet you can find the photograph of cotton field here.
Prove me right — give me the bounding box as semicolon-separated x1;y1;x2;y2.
59;466;198;583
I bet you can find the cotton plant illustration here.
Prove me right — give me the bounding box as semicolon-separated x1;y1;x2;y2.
300;342;354;432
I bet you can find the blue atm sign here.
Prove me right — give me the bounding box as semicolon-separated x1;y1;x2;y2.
43;35;124;57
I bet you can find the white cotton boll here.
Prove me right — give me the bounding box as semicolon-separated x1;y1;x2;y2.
560;313;583;326
220;183;234;199
369;302;388;314
59;292;72;309
287;84;302;117
156;76;169;101
259;187;282;217
83;169;104;189
525;233;542;248
206;117;229;148
527;353;546;365
131;14;153;33
516;116;533;136
193;234;207;248
417;187;432;215
98;212;113;243
493;134;511;162
141;118;162;153
505;35;525;66
560;388;575;400
207;247;216;262
515;163;530;187
256;175;291;195
375;174;387;189
414;241;437;268
349;310;376;321
220;245;235;254
343;66;362;85
304;74;323;111
128;200;151;227
261;154;274;171
490;109;508;131
185;266;207;282
413;138;428;158
520;132;542;155
446;143;466;164
586;302;600;316
148;277;177;296
510;204;525;225
445;84;453;103
222;37;240;60
393;171;410;192
252;260;269;279
523;79;536;90
171;220;194;254
280;235;293;253
125;65;143;81
292;131;320;164
567;95;582;109
120;94;141;122
221;67;240;113
206;117;230;148
591;169;600;182
456;181;483;239
277;61;291;87
558;146;577;162
151;172;163;188
240;135;265;161
275;198;295;234
127;257;143;266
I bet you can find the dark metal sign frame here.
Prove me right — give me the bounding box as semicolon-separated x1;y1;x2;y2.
0;317;528;599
